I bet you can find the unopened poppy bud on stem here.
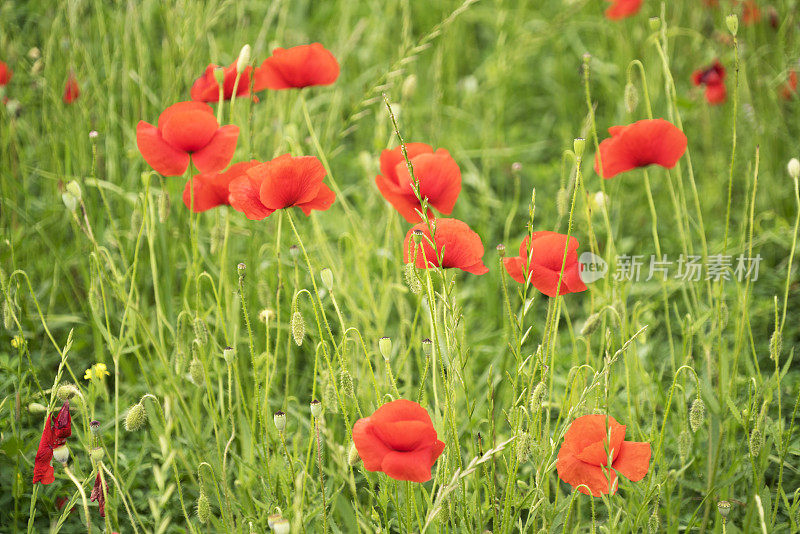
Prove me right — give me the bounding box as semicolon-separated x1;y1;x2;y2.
267;513;282;529
125;402;147;431
624;82;639;113
348;442;361;466
189;357;204;385
236;44;251;74
788;158;800;179
379;337;392;359
291;311;305;346
689;397;705;432
197;490;211;524
320;268;334;291
273;411;286;432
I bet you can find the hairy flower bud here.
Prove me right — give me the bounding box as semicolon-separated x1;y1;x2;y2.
403;262;422;294
57;383;80;401
581;312;602;336
193;317;209;345
530;381;547;411
320;268;334;291
749;428;763;457
291;311;305;346
125;402;147;431
647;510;660;534
769;330;782;361
197;490;211;524
189;357;204;386
689;397;705;432
348;442;361;466
624;82;639;114
678;429;692;462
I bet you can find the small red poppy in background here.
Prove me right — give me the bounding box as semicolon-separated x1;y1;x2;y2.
255;43;339;90
191;62;263;102
0;61;12;86
741;1;760;24
375;144;462;223
692;60;727;105
63;74;79;104
781;70;798;100
228;154;335;219
182;160;260;212
556;414;651;496
90;472;106;517
503;231;588;297
404;218;488;275
594;119;687;179
136;101;239;176
352;399;445;483
33;401;72;485
604;0;643;20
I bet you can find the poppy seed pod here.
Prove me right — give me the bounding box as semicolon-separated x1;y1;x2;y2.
52;445;70;464
272;518;290;534
223;346;235;364
379;337;392;359
197;490;211;524
267;514;282;529
310;399;323;418
648;17;661;31
320;268;334;291
291;311;305;346
496;244;506;257
125;402;147;431
421;338;433;356
717;500;731;518
237;44;252;74
788;158;800;179
90;446;104;462
689;397;705;432
273;411;287;432
212;67;225;85
573;138;586;158
726;14;739;36
412;229;424;246
237;262;246;278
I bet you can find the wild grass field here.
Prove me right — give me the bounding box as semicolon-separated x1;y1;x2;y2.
1;0;800;532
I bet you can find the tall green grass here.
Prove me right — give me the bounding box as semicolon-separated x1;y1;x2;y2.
1;0;799;532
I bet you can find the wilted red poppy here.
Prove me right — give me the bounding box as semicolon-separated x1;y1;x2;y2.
404;218;488;275
604;0;642;20
191;61;263;102
594;119;687;179
692;60;727;105
63;74;79;104
556;414;651;496
254;43;339;89
228;154;335;219
33;401;72;485
90;472;106;517
136;101;239;176
781;70;798;100
503;231;588;297
0;61;12;86
182;160;260;212
352;399;445;483
375;144;462;223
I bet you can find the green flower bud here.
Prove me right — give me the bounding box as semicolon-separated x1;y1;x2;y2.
678;429;692;462
236;44;252;74
189;358;204;386
788;158;800;179
573;138;586;158
624;82;638;114
320;268;334;291
749;428;763;457
125;402;147;431
689;397;705;432
291;311;305;346
726;14;738;36
403;262;422;294
581;312;602;336
647;510;660;534
197;490;211;524
379;337;392;359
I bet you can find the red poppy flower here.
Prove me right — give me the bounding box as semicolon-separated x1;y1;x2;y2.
692;60;727;105
228;154;335;219
136;101;239;176
352;399;445;483
781;70;798;100
556;414;651;496
182;160;260;212
741;1;760;24
254;43;339;89
404;218;488;275
594;119;687;179
63;74;79;104
0;61;12;86
33;401;72;485
503;232;588;297
375;144;462;223
604;0;643;20
90;472;106;517
191;61;263;102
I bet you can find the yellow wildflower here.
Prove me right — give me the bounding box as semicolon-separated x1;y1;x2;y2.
84;363;110;381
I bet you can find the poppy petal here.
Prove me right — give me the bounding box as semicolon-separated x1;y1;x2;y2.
393;149;461;216
556;448;617;496
503;256;527;284
370;399;434;427
157;101;214;130
381;447;438;483
258;155;326;210
191;125;240;173
352;419;392;471
372;420;438;452
229;175;274;220
612;440;651;482
379;143;434;185
255;43;340;90
136;121;190;176
161;111;220;153
298;183;336;216
566;415;626;465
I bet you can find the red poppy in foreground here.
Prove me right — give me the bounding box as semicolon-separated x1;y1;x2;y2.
63;74;79;104
33;401;72;485
0;61;12;86
404;219;488;275
191;61;262;102
503;232;588;297
182;161;260;212
604;0;643;20
352;399;445;483
692;60;727;105
228;154;335;219
90;472;106;517
375;144;462;223
556;414;651;496
594;119;687;179
255;43;339;89
781;70;798;100
136;101;239;176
